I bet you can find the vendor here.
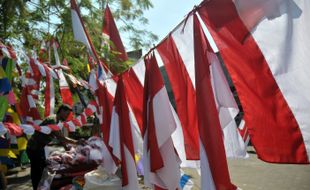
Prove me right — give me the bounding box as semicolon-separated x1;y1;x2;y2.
26;104;77;190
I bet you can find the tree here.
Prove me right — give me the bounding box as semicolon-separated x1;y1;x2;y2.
0;0;158;75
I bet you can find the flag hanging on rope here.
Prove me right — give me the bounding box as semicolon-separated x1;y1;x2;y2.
193;13;236;190
102;4;128;62
198;0;310;163
143;53;180;189
109;76;139;189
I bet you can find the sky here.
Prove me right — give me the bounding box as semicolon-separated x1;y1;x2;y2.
123;0;203;52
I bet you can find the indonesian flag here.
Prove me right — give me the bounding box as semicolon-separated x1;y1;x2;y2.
193;13;236;190
198;0;310;163
143;53;180;189
102;4;128;62
70;0;97;60
109;76;139;190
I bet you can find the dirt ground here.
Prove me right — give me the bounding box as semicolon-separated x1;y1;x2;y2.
5;147;310;190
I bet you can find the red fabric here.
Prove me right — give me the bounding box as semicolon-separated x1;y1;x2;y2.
80;114;87;125
193;14;235;190
143;54;164;172
114;76;136;186
198;0;308;163
123;69;144;133
48;124;61;131
103;4;128;62
4;123;23;136
157;35;199;160
96;82;114;144
72;118;82;127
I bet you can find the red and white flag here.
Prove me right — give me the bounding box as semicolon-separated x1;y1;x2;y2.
198;0;310;163
102;4;128;62
193;13;236;190
109;76;139;189
143;53;180;190
70;0;97;60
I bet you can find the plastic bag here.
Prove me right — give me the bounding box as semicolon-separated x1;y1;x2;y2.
37;168;56;190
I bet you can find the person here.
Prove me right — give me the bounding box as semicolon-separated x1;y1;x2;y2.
26;104;78;190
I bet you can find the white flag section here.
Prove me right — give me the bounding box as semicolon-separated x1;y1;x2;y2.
143;54;181;190
208;52;248;158
109;77;140;190
244;0;310;160
70;0;92;55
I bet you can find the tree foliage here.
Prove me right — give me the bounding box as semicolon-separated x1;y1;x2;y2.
0;0;158;75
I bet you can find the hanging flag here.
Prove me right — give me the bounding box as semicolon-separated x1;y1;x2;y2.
198;0;310;163
102;4;128;62
143;53;180;189
70;0;97;60
43;65;56;117
109;76;139;189
193;13;236;190
157;35;199;161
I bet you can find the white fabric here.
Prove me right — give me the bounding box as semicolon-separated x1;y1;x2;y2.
67;121;76;132
20;124;35;135
27;95;36;108
200;140;216;190
208;51;247;158
40;126;52;134
71;10;92;53
128;104;143;155
52;42;61;66
109;107;121;160
0;122;8;136
57;69;69;88
123;146;140;190
171;104;200;168
172;15;196;88
143;87;180;190
88;69;98;92
131;59;145;86
100;139;118;175
237;0;310;159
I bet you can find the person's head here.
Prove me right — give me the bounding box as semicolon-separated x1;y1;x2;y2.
56;104;72;122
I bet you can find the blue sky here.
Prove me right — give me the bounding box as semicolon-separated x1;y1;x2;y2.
123;0;203;51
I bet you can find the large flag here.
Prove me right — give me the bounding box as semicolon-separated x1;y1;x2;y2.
193;13;236;190
102;4;128;62
109;76;139;189
198;0;310;163
143;53;180;189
